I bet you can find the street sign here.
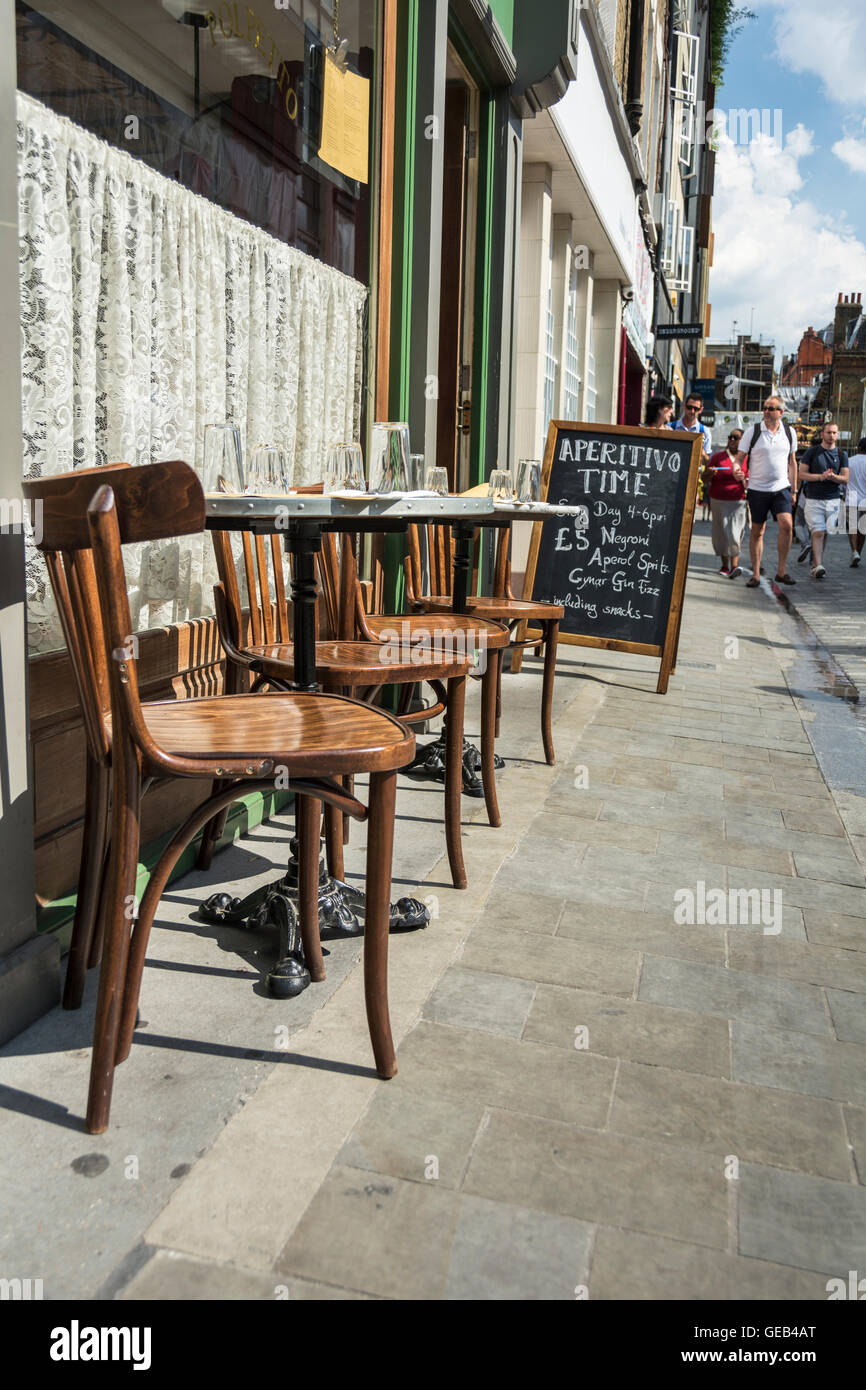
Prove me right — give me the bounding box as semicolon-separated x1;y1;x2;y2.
654;323;703;340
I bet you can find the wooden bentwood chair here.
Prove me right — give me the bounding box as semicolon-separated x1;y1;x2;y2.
405;522;564;764
346;533;512;828
25;461;414;1133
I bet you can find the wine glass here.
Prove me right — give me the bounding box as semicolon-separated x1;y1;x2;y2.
488;469;514;502
325;443;366;493
246;444;290;494
202;423;244;494
408;453;426;491
517;459;541;504
424;465;449;496
369;422;410;493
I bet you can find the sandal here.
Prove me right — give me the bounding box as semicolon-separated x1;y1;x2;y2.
746;577;760;588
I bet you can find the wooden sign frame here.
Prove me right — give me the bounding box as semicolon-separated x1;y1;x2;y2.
516;420;703;694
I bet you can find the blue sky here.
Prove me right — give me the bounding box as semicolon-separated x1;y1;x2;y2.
708;0;866;366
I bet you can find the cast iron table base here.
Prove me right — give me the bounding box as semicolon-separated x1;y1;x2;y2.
405;732;505;797
199;836;430;997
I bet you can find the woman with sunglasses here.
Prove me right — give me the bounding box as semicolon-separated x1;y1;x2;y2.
706;428;747;576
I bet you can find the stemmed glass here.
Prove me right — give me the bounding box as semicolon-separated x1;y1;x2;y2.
202;423;244;494
246;444;290;494
369;422;410;493
325;443;366;494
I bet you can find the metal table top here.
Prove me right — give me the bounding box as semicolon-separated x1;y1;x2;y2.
205;493;588;530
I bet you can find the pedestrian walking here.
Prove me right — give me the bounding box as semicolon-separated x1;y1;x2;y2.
671;393;712;458
797;421;848;579
844;436;866;567
645;394;673;428
706;428;747;576
735;396;798;588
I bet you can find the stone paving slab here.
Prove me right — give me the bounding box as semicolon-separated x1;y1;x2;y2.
732;1020;866;1106
738;1163;866;1276
588;1227;830;1300
610;1059;851;1180
523;983;731;1076
462;1110;730;1250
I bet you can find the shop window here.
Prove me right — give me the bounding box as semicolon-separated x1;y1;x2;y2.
563;275;580;420
584;316;597;423
16;1;374;279
542;245;557;433
16;1;377;654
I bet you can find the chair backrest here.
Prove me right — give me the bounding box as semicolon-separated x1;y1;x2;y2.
24;460;205;764
210;518;355;652
405;523;507;605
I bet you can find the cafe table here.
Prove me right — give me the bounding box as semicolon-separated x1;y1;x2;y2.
199;491;498;990
200;491;587;994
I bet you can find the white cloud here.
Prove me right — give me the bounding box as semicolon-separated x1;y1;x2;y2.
708;127;866;361
833;137;866;175
760;0;866;108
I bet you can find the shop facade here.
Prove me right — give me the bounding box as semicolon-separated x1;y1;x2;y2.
0;0;579;1037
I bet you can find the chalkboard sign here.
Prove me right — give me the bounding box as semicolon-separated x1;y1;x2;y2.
520;421;702;694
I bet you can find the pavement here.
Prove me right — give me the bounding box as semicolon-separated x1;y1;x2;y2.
2;523;866;1301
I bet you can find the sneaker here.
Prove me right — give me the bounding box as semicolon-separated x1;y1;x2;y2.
774;573;796;585
729;566;742;579
852;554;861;568
797;544;812;564
718;566;730;575
811;564;825;579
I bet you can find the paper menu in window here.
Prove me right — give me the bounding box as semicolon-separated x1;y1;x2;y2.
318;50;369;185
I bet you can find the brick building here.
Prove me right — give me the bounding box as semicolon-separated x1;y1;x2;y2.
780;325;832;389
813;292;866;441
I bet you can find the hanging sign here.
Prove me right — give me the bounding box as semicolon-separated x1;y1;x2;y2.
318;50;369;184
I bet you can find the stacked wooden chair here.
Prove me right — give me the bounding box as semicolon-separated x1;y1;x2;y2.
344;532;512;828
206;526;476;888
24;461;414;1132
405;521;564;764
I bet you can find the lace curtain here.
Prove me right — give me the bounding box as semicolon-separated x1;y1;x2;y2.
18;92;367;655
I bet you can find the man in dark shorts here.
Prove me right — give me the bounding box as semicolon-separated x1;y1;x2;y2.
734;396;798;587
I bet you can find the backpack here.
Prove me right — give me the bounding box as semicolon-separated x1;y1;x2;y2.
743;421;795;461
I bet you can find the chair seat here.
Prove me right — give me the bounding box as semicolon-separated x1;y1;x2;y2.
417;595;565;622
248;638;473;684
109;691;414;776
365;612;511;650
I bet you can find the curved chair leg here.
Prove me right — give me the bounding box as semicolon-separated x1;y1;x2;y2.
444;675;468;888
197;663;245;869
195;783;232;870
495;648;503;737
86;739;141;1134
481;653;502;828
541;619;559;765
114;776;277;1066
63;756;110;1010
364;770;397;1078
323;799;345;883
298;795;325;982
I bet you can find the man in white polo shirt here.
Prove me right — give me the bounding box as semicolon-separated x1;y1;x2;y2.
734;395;798;588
